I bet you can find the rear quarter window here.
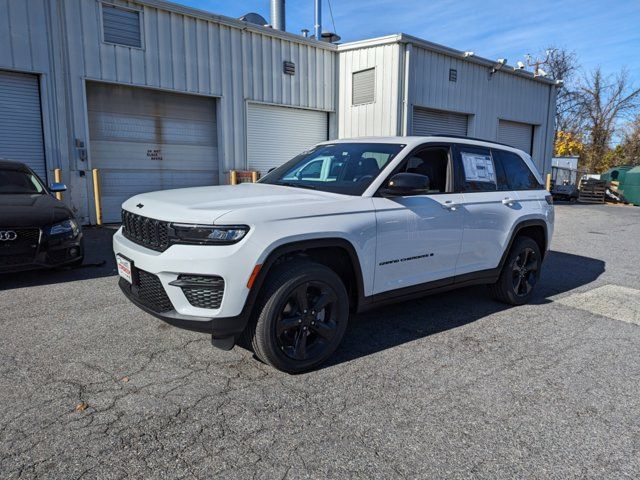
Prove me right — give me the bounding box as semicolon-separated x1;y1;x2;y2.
493;149;542;190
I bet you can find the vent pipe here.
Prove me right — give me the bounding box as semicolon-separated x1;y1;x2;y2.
314;0;321;40
270;0;285;31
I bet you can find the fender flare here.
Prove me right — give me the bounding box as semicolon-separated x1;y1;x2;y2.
498;218;549;270
243;237;366;315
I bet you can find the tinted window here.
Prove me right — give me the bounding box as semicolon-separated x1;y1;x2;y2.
0;168;45;194
457;146;497;192
395;147;450;193
261;143;405;196
494;150;542;190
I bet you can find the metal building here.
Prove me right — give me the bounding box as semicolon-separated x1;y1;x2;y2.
0;0;556;224
338;35;557;173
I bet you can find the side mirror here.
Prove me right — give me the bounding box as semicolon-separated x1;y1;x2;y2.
380;173;430;197
49;182;67;193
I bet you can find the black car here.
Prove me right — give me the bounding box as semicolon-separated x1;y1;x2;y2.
0;159;84;272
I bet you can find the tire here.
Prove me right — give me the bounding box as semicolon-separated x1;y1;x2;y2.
243;259;349;373
489;236;542;306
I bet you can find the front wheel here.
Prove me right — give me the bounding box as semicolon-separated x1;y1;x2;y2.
490;236;541;305
244;259;349;373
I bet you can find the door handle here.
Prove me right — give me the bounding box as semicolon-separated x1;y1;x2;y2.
442;200;458;211
501;197;516;206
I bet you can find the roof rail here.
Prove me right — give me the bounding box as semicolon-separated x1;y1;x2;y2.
428;134;514;149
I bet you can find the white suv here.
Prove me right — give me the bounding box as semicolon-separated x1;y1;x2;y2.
113;136;554;373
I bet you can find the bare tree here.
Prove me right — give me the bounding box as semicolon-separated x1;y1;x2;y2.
621;115;640;164
540;47;581;134
574;68;640;172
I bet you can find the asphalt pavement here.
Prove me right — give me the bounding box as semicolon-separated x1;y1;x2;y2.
0;204;638;479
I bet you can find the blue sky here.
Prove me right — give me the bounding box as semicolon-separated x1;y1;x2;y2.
180;0;640;86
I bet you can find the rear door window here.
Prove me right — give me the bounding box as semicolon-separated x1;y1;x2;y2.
455;145;497;192
493;149;542;190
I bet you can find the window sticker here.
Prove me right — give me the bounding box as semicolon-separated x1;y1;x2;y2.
461;152;496;183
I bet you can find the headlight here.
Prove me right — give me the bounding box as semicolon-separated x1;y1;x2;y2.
49;219;80;237
170;224;249;245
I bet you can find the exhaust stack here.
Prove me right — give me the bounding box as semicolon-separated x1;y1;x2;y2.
270;0;286;31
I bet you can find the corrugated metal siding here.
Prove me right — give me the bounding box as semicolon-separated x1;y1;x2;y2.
102;4;142;48
412;107;468;136
0;70;46;180
52;0;336;222
409;45;553;171
87;82;218;223
352;68;375;105
247;103;327;175
498;119;533;154
338;43;402;138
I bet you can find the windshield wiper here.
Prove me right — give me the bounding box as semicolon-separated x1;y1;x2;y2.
276;181;317;190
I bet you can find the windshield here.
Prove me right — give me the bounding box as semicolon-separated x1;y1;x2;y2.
260;143;405;196
0;168;45;194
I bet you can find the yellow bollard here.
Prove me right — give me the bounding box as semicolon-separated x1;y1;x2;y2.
92;168;102;226
53;168;63;201
545;173;552;191
229;170;238;185
251;171;259;183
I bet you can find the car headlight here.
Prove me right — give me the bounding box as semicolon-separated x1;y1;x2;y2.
170;224;249;245
49;219;80;237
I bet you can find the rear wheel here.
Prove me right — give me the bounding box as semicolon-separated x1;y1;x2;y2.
490;236;541;305
244;259;349;373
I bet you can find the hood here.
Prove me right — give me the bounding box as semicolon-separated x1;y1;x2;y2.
122;183;344;224
0;194;74;227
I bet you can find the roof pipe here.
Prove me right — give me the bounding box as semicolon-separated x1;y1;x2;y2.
270;0;285;31
314;0;321;40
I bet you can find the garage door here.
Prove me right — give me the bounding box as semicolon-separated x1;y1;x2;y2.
87;83;218;223
498;120;533;154
412;107;468;137
0;71;46;180
247;103;328;175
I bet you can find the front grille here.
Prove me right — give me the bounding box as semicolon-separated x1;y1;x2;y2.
121;210;170;252
0;227;40;264
136;270;173;313
178;274;224;309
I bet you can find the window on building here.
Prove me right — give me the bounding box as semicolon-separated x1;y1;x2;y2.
102;4;142;48
493;149;542;190
352;68;375;105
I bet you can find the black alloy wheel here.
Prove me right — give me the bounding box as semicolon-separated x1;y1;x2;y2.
511;247;538;297
275;281;339;361
490;236;542;306
244;259;349;373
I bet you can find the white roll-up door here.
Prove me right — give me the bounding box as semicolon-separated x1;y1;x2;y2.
247;103;328;174
498;120;533;154
87;83;218;223
0;71;46;180
412;107;468;136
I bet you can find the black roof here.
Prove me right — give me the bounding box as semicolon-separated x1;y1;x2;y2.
0;158;29;170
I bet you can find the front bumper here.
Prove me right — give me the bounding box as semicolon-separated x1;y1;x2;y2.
0;228;84;273
118;278;247;339
113;227;256;338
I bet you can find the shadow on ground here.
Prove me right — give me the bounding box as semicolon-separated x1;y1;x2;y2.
0;226;117;291
327;250;605;368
